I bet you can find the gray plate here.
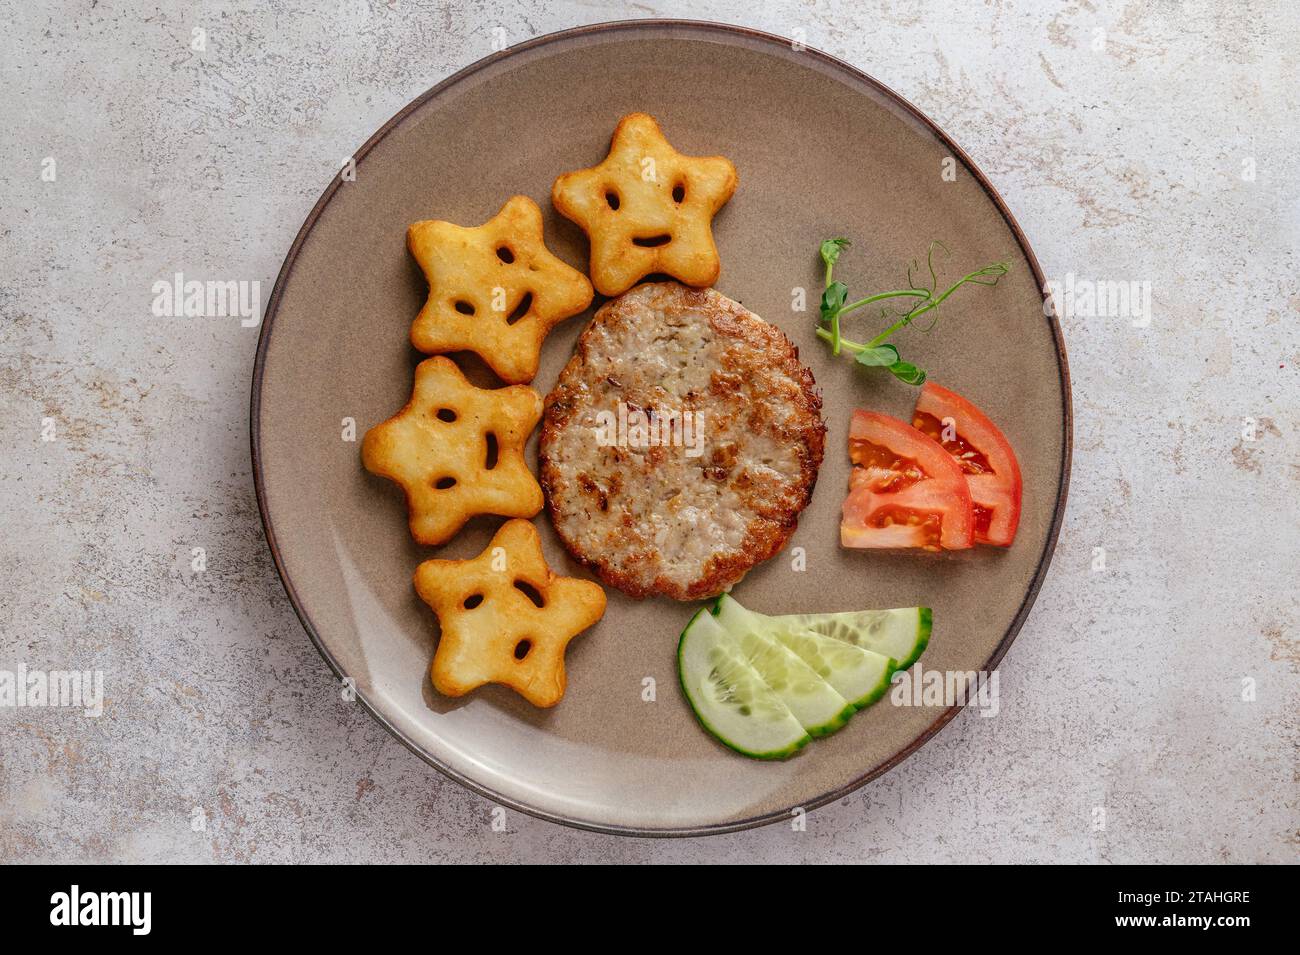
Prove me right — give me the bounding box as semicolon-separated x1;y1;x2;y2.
251;20;1071;835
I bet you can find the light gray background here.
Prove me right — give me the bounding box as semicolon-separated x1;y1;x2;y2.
2;0;1296;863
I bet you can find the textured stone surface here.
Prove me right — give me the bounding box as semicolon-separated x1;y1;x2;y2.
1;0;1296;863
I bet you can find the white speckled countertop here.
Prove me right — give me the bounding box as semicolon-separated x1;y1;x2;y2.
2;0;1296;863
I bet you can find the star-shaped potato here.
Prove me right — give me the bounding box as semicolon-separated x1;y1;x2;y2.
361;357;543;545
551;112;738;297
414;519;607;707
407;195;593;384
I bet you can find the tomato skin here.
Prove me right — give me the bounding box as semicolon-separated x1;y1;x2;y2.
841;411;974;550
913;383;1022;547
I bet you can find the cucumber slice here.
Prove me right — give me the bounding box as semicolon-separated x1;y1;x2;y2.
688;605;852;738
713;594;895;710
760;606;931;672
775;630;895;711
732;627;855;738
677;610;811;760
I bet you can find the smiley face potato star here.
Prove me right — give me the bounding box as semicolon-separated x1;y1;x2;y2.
361;357;544;546
551;113;738;297
407;195;594;384
414;519;607;707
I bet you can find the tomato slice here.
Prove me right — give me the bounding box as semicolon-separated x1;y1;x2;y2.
912;383;1022;547
841;410;974;550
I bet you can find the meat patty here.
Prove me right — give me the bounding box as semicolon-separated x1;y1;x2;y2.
539;282;826;600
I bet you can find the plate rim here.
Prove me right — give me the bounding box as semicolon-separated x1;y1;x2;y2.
249;18;1074;838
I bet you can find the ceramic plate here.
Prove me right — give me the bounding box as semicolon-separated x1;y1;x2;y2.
251;20;1071;835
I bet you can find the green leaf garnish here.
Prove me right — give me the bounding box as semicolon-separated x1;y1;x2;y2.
888;361;926;385
820;238;851;270
819;281;847;323
814;237;1006;386
853;344;900;367
820;281;848;354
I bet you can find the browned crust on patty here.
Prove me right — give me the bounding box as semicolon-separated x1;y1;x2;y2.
539;282;825;600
